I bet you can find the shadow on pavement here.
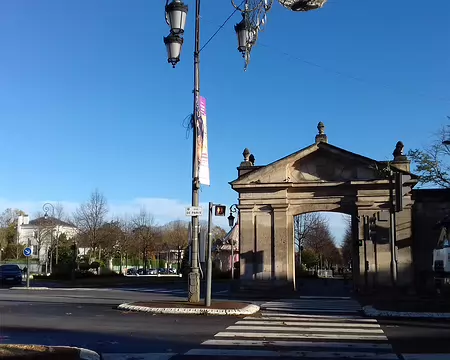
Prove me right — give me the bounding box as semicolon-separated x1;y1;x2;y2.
0;326;197;355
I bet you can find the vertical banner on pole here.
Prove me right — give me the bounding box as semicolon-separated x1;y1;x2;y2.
197;96;210;186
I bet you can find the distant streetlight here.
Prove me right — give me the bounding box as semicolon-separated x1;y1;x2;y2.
42;203;57;267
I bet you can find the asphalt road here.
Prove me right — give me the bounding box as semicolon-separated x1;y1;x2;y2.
0;287;243;355
1;279;450;358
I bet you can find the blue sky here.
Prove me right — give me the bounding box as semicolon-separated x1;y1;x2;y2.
0;1;448;244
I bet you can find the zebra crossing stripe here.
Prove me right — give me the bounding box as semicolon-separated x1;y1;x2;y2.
263;301;361;308
183;297;395;358
226;325;384;333
201;339;393;350
235;320;381;328
247;315;378;322
214;331;388;340
263;307;360;313
263;304;361;309
184;348;399;358
256;313;375;320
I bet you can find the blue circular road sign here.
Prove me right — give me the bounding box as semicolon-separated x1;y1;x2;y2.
23;247;33;257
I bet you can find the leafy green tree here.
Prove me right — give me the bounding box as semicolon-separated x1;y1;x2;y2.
301;248;319;268
408;119;450;188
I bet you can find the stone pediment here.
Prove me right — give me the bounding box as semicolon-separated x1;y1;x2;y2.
231;142;388;186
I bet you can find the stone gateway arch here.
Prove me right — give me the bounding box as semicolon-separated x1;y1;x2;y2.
230;122;418;292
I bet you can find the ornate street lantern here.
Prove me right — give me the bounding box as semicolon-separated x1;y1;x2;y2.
165;0;189;35
278;0;328;11
164;33;184;67
228;213;235;228
234;15;249;54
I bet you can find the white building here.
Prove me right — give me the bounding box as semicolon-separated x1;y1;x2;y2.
17;214;79;267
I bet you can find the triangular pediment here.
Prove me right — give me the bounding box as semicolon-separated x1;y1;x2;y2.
231;142;396;186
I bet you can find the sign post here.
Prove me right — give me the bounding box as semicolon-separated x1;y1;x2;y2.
23;243;32;288
205;203;226;307
185;206;203;217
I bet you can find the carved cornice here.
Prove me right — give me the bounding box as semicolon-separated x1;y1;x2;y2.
271;204;290;212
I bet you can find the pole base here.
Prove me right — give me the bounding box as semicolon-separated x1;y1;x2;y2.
188;271;200;303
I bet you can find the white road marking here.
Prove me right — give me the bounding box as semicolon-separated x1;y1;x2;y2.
183;297;396;358
235;320;381;328
248;315;378;322
226;325;384;333
258;313;374;320
215;331;388;340
263;307;360;313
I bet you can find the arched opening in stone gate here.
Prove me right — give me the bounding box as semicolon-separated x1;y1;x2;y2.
294;212;352;275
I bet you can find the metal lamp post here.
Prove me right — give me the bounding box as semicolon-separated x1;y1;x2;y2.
228;204;238;280
163;0;327;302
164;0;201;303
43;203;56;269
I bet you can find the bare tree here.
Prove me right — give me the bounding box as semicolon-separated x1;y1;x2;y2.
53;202;66;222
73;189;108;261
116;216;134;272
163;220;189;272
341;216;353;267
303;218;341;268
132;209;160;272
294;213;326;250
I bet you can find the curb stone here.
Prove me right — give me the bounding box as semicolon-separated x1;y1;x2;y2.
363;305;450;319
117;302;260;315
77;347;101;360
10;287;50;290
52;347;100;360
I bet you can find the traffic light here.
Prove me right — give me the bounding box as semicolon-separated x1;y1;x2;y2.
395;173;411;212
358;240;363;247
369;215;377;241
215;205;226;216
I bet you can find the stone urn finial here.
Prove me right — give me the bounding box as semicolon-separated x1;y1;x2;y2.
249;154;255;166
243;148;250;161
317;121;325;135
240;148;253;167
393;141;407;161
315;122;328;144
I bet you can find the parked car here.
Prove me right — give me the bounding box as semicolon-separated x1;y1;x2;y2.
0;264;23;285
126;268;138;275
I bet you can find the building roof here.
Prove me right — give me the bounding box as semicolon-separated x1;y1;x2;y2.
28;216;76;228
230;141;418;186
